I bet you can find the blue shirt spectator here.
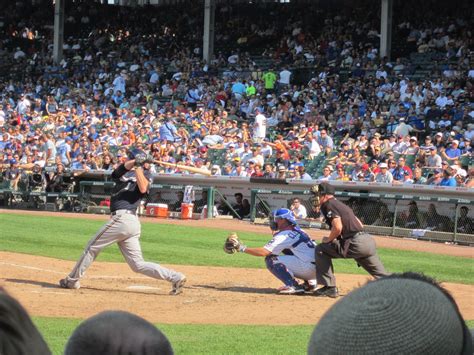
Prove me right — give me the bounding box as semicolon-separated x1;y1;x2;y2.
231;81;246;96
159;120;178;142
438;171;457;187
444;141;461;159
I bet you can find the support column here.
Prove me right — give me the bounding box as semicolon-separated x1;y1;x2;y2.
53;0;65;64
380;0;392;60
203;0;215;63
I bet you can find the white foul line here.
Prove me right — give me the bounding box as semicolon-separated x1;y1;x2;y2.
0;261;148;280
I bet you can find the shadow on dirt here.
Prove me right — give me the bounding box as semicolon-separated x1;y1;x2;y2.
195;284;279;295
5;278;58;288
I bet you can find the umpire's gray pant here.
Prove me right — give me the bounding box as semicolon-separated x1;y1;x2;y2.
315;232;389;287
66;210;183;286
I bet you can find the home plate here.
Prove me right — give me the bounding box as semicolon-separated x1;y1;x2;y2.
127;285;161;291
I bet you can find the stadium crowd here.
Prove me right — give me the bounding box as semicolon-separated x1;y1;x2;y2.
0;0;473;192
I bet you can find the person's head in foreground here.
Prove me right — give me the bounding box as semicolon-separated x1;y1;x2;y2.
0;287;51;355
65;310;173;355
308;272;472;355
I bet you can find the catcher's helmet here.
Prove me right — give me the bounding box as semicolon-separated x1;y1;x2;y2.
270;208;297;230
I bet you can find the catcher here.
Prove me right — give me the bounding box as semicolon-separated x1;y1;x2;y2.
224;208;317;295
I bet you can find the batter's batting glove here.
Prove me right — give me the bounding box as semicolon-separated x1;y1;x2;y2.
134;153;147;167
144;154;155;164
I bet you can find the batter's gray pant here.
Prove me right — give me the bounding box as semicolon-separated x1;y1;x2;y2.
66;210;183;286
315;232;389;287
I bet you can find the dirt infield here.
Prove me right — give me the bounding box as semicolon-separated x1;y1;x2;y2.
0;209;473;325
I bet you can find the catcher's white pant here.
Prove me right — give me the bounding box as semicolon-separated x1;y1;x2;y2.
275;255;317;285
65;210;184;286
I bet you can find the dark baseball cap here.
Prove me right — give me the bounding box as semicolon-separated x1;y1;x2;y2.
318;182;335;195
308;273;471;354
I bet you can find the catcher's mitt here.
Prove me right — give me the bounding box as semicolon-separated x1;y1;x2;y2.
224;233;246;254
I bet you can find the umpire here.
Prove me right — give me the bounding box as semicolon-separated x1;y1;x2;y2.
311;183;389;298
59;150;186;295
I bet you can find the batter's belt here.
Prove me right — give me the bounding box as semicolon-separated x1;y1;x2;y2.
111;209;137;216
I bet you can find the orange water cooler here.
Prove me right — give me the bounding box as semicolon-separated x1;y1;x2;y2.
146;203;169;218
180;203;194;219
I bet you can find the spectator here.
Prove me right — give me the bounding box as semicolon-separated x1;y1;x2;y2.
412;167;428;184
308;272;472;355
262;163;276;178
278;67;292;88
318;165;332;181
3;159;21;190
372;204;393;227
276;165;287;179
375;162;393;183
439;168;457;187
426;146;442;168
64;310;173;355
425;203;451;231
403;200;424;229
232;192;249;219
297;165;312;180
457;206;473;234
442;140;462;160
0;287;51;355
392;156;413;182
290;198;307;219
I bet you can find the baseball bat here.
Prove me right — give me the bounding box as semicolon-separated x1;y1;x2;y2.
154;160;212;176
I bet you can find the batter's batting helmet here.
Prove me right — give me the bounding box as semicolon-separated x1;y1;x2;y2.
269;208;297;231
127;148;146;160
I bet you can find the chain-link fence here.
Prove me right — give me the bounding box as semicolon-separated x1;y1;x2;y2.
250;189;474;245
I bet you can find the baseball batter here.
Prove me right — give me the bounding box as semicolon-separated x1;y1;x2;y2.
310;182;389;298
225;208;317;295
59;152;186;295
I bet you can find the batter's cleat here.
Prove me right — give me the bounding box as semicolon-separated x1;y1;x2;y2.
170;277;186;295
278;285;305;295
314;286;339;298
59;278;80;290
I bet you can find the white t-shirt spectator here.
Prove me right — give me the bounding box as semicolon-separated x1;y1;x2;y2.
394;121;413;137
292;204;307;219
279;69;292;85
253;113;267;140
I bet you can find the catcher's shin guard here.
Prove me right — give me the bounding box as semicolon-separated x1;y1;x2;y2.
265;255;297;287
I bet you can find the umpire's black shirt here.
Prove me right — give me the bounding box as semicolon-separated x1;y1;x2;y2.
321;198;363;239
110;164;151;213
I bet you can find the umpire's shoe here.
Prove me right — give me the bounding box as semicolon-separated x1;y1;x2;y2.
314;286;339;298
59;278;80;290
170;276;186;295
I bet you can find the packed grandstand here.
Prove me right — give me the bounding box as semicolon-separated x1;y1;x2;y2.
0;0;473;191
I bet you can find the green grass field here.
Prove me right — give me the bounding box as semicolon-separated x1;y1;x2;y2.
33;317;314;355
1;213;473;354
2;214;473;284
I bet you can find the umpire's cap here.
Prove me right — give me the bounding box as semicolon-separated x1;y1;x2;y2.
310;183;335;196
308;272;472;355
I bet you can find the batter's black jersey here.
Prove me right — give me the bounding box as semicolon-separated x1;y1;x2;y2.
110;164;152;213
320;198;363;239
